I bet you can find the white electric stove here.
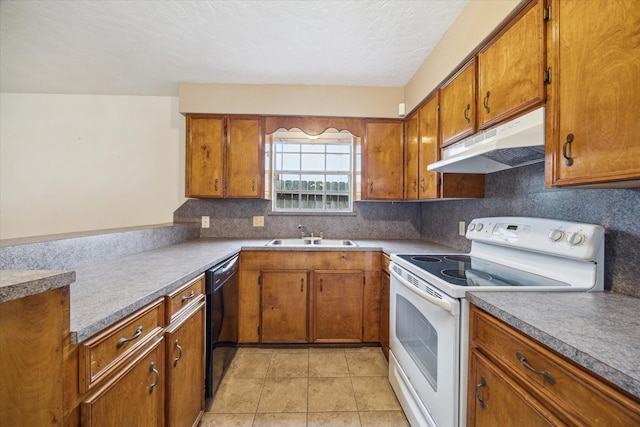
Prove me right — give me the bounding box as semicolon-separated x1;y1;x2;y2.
388;217;605;427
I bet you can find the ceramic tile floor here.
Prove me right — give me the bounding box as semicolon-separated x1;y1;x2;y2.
199;346;410;427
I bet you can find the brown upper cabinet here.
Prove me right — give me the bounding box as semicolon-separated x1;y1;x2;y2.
185;114;264;198
476;0;546;130
440;58;477;148
403;111;420;200
405;93;484;200
545;0;640;187
364;119;404;200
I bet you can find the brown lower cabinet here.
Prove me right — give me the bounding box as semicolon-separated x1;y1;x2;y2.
81;337;165;427
239;250;381;344
261;270;308;343
314;270;363;343
468;305;640;426
164;299;206;427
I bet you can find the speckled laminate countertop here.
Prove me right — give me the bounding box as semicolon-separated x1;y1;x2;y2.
67;238;452;343
467;291;640;400
0;270;76;302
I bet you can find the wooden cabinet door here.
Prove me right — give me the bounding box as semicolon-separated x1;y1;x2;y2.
362;271;381;342
380;270;390;359
261;271;308;343
226;116;263;198
468;350;561;427
81;337;164;427
314;270;363;342
440;59;476;147
238;269;260;343
546;0;640;187
165;300;205;427
364;120;404;200
477;0;546;129
403;112;419;200
418;94;440;199
186;115;224;198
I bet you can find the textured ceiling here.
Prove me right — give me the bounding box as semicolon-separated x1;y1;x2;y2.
0;0;468;96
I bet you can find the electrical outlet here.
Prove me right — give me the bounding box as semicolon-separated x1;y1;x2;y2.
459;221;466;236
201;216;210;228
253;216;265;227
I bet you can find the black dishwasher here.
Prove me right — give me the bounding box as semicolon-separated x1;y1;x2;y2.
204;254;239;408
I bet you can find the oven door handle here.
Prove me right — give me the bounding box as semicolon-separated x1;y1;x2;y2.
391;268;457;315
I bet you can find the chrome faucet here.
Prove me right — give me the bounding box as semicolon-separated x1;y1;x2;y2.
298;224;312;238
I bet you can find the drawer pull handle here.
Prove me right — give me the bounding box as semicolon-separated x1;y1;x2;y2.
181;290;195;303
149;362;160;394
516;351;555;384
116;326;143;349
173;339;183;367
475;376;486;410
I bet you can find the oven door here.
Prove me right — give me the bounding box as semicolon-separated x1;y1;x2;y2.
389;266;460;427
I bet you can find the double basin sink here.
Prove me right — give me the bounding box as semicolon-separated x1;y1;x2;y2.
266;238;357;247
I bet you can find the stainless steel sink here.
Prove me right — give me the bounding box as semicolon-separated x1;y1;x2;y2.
266;238;357;247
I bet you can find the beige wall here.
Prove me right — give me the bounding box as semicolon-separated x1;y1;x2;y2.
179;83;404;118
404;0;525;112
0;93;186;240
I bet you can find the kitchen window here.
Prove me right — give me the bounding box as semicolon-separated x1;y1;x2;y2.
270;130;354;212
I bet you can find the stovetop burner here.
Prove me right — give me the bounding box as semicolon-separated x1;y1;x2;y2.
396;254;570;289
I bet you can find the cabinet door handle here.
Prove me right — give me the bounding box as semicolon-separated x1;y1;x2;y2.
214;178;219;192
483;91;491;114
116;326;143;349
463;104;471;124
420;176;425;192
562;133;574;166
475;376;486;410
516;351;555;384
149;362;160;394
412;179;417;193
181;290;195;303
300;278;304;292
251;178;256;192
369;182;373;194
173;339;183;367
319;278;323;292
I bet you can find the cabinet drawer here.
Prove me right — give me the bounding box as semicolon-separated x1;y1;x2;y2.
79;299;164;393
470;307;640;426
165;274;205;324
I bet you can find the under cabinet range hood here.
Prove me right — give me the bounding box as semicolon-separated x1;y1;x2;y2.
428;107;545;174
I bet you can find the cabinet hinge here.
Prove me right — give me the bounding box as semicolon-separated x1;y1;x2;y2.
258;275;261;285
437;178;442;187
362;326;365;335
543;5;551;22
363;276;366;285
257;326;260;336
543;67;552;84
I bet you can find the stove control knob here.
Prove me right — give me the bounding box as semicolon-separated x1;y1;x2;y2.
568;232;585;246
548;229;564;242
476;223;484;231
468;223;476;231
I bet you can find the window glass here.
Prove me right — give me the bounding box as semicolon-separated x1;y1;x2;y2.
271;130;353;212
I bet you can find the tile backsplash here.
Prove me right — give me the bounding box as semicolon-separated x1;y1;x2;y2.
173;162;639;297
420;163;640;297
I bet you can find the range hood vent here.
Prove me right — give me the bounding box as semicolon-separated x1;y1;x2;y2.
428;107;545;174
